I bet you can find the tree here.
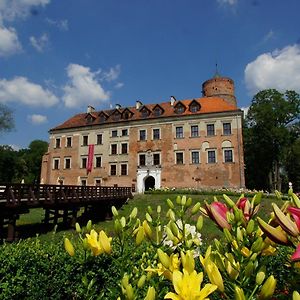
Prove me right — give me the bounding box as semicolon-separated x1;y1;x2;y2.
244;89;300;191
0;103;14;133
0;145;18;182
22;140;48;183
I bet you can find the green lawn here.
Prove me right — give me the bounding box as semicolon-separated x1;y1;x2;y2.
14;192;283;243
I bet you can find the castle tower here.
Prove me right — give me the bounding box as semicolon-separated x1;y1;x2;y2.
202;69;237;107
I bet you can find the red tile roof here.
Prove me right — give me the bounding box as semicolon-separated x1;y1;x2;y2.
51;97;241;131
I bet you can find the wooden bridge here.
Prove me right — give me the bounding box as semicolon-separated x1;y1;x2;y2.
0;183;133;241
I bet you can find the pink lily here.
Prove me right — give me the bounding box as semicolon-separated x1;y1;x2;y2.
236;197;247;210
291;244;300;262
288;206;300;231
205;201;231;230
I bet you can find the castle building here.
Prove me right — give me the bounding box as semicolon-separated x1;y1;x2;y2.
41;74;245;192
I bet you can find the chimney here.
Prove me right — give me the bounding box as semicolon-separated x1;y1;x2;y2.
170;96;176;106
136;100;143;110
87;105;95;114
115;103;121;110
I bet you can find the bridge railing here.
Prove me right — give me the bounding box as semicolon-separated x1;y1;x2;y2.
0;183;133;208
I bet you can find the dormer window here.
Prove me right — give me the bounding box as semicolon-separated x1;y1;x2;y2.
111;110;121;121
140;106;150;118
122;108;133;120
174;102;186;114
98;112;108;123
189;100;201;113
85;113;95;124
153;105;164;117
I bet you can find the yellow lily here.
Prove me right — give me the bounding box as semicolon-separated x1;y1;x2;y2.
64;238;75;256
164;269;217;300
86;229;112;256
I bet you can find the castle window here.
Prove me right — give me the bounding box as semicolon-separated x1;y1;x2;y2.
223;123;232;135
81;157;87;168
55;138;61;148
112;130;118;137
121;143;128;154
111;144;117;155
207;150;216;163
191;125;199;137
96;134;103;145
122;129;128;136
66;137;72;148
139;129;146;141
95;156;102;168
120;164;128;176
53;158;60;170
110;165;117;176
64;157;71;169
191;151;200;164
224;149;233;163
153;153;160;166
153;128;160;140
86;114;95;124
175;126;184;139
139;154;146;166
82;135;88;146
99;115;107;123
153;105;164;117
206;124;215;136
176;152;184;164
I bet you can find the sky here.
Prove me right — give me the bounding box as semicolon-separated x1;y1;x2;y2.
1;0;300;149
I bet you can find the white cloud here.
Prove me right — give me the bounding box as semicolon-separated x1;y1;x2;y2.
62;64;110;108
241;106;249;117
0;0;51;57
102;65;121;82
245;44;300;94
0;0;50;22
115;82;124;89
46;18;68;31
27;114;48;124
30;33;49;52
217;0;237;6
0;76;59;107
262;30;275;43
0;26;22;56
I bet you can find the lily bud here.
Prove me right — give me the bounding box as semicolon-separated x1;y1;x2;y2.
136;226;145;246
167;198;174;209
64;238;75;256
137;275;146;288
157;205;161;214
244;261;254;277
223;194;236;208
181;195;187;206
120;216;126;228
129;207;138;219
157;249;170;269
75;222;81;233
223;228;233;243
191;202;201;215
170;221;179;236
256;266;266;285
111;206;118;217
246;219;255;234
145;212;152;223
176;195;181;204
86;220;92;232
196;215;203;231
234;286;246;300
147;206;153;214
145;286;156;300
186;197;192;207
143;220;152;239
259;275;276;300
125;284;134;300
293;291;300;300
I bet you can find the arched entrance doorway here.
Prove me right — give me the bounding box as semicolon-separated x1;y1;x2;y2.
144;176;155;191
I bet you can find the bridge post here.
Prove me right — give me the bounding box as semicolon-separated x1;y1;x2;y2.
6;215;17;242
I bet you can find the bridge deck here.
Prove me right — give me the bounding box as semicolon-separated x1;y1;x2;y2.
0;183;133;241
